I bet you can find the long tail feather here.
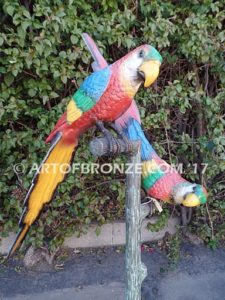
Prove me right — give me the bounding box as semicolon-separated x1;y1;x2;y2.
7;134;77;258
7;225;29;258
82;33;108;71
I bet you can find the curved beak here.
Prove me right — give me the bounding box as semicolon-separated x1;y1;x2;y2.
182;193;201;207
138;60;160;87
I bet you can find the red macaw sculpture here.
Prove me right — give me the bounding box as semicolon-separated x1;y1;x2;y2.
8;36;162;257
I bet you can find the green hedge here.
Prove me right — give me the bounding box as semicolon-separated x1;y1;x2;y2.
0;0;224;251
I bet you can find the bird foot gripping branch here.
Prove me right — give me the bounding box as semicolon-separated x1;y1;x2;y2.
90;121;138;156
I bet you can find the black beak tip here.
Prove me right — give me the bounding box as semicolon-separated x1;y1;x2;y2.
137;70;145;81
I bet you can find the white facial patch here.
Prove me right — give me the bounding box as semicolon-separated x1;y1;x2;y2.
173;183;196;204
122;52;144;83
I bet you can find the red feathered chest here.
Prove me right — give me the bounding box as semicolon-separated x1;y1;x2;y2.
69;65;135;134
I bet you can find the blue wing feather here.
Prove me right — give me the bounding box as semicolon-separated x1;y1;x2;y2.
80;66;112;102
124;119;157;161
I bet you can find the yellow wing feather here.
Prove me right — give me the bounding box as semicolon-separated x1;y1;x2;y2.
67;99;82;124
142;160;159;178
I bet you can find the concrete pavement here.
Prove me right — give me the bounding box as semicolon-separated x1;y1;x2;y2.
1;242;225;300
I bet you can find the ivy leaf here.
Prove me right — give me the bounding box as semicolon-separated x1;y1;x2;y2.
4;73;14;86
28;89;37;97
61;75;67;84
23;10;31;19
50;91;59;98
5;5;14;16
21;21;31;32
125;37;133;49
43;95;49;104
70;35;78;44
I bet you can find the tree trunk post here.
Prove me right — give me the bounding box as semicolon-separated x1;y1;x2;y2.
89;137;149;300
125;142;149;300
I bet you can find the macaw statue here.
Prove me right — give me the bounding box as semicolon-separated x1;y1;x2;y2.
119;117;207;206
8;36;162;257
83;33;207;208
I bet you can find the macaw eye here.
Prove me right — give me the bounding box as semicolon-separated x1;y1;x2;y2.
193;185;197;192
139;50;145;58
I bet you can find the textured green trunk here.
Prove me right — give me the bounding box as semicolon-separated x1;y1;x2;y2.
125;144;148;300
90;137;149;299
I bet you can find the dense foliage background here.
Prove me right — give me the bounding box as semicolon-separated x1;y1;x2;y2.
0;0;224;252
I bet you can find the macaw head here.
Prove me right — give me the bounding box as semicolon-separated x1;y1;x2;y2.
119;44;162;89
172;182;207;207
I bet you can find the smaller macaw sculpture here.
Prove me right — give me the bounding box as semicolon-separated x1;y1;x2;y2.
119;117;207;206
8;36;162;257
